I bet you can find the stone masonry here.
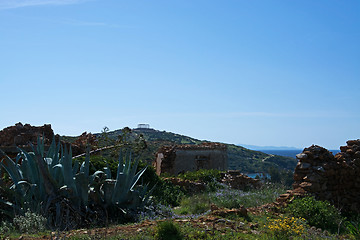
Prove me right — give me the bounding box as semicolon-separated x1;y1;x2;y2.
277;139;360;213
154;143;227;175
221;170;261;190
0;122;54;147
0;123;94;156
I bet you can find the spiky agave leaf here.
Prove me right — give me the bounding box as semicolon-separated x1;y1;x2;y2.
18;150;39;188
103;166;111;179
74;172;89;208
60;145;78;197
110;151;148;208
0;150;23;185
1;137;152;229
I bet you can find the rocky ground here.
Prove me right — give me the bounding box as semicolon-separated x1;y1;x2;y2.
13;204;275;240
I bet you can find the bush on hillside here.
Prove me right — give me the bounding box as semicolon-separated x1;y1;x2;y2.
151;180;186;207
155;221;183;240
268;167;294;187
178;169;223;182
285;196;344;233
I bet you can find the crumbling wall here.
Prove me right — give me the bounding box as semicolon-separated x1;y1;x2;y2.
71;132;98;156
164;170;261;194
0;123;94;156
277;139;360;213
221;170;261;190
164;177;207;194
174;148;227;174
0;122;54;147
154;143;227;175
154;146;177;175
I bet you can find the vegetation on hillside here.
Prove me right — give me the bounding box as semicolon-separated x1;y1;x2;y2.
0;154;358;239
1;127;358;239
89;127;298;173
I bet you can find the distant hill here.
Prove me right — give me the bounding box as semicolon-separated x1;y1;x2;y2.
86;127;298;173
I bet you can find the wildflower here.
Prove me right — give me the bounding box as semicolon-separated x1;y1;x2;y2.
265;216;307;240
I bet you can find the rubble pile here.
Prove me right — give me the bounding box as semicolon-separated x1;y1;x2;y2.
164;177;207;194
0;122;55;147
0;123;94;156
277;139;360;212
210;204;248;218
71;132;98;155
221;170;261;190
72;132;97;148
166;170;262;194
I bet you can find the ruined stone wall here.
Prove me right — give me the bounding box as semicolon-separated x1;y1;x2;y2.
221;170;261;190
0;122;54;147
154;146;177;175
0;123;94;156
154;143;228;175
174;149;227;174
164;171;261;194
278;140;360;213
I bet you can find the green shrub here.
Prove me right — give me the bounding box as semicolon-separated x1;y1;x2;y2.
13;210;46;234
345;219;360;239
209;184;286;209
175;194;210;215
76;155;118;177
285;196;344;233
177;169;224;193
137;160;160;187
268;167;294;187
152;179;186;207
178;169;222;183
155;221;183;240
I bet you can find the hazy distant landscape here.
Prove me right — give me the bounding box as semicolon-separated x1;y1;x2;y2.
86;127;298;172
259;149;340;159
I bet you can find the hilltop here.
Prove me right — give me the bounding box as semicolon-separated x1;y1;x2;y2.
90;127;297;173
0;123;297;173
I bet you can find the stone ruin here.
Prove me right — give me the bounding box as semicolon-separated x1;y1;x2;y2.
0;122;55;152
71;132;97;154
164;170;261;194
154;143;263;193
277;139;360;213
0;123;55;163
153;142;228;176
221;170;261;190
0;123;96;157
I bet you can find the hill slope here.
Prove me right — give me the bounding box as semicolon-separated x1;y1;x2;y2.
93;127;297;173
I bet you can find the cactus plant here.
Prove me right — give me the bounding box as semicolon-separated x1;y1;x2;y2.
0;137;151;230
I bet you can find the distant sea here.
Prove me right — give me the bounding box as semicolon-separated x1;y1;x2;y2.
245;149;341;179
259;149;340;159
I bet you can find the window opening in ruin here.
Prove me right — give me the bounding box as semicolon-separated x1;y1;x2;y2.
195;155;210;170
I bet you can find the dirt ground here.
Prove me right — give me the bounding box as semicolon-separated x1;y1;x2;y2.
12;204;276;240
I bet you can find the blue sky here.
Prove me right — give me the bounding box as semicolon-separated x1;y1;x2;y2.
1;0;359;149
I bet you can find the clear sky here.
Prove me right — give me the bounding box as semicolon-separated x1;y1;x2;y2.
1;0;359;150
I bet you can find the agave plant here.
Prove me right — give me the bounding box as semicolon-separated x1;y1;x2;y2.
97;151;151;211
0;137;151;229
